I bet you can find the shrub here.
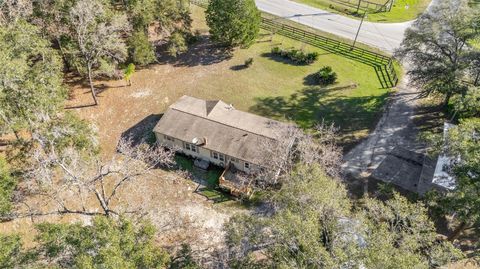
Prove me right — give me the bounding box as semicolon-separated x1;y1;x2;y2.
0;157;16;217
244;57;254;67
270;46;318;65
314;66;338;85
128;31;156;66
271;46;282;54
167;30;188;57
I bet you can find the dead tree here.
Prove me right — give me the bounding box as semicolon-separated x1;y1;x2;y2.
256;121;342;189
21;138;175;218
0;0;32;25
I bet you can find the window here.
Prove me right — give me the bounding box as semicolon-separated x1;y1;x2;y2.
163;135;174;142
244;162;250;169
230;157;237;163
212;151;226;161
184;143;197;153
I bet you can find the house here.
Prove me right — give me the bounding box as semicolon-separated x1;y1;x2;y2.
372;123;458;195
153;95;286;194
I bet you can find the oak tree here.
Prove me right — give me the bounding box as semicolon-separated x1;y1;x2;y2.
396;0;480;106
206;0;261;47
67;0;129;105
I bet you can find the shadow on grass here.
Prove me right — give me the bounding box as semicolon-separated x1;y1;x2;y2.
230;64;248;71
250;86;389;136
303;73;319;86
261;52;327;66
195;186;231;203
157;36;233;67
175;155;232;203
120;114;162;147
260;52;297;65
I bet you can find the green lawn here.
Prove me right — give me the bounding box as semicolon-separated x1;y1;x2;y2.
293;0;431;22
175;155;231;202
175;155;224;187
187;5;393;147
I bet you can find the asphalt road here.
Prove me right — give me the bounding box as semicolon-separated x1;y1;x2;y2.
256;0;413;53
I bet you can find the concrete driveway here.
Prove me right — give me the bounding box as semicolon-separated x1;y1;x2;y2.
256;0;413;53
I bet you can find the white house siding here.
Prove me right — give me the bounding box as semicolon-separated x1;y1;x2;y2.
155;132;259;173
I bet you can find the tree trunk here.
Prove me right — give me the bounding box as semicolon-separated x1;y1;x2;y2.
443;92;452;108
13;130;20;141
94;189;110;217
448;221;469;242
55;37;70;71
87;64;98;106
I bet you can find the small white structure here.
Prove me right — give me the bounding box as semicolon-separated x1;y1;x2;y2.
432;123;457;191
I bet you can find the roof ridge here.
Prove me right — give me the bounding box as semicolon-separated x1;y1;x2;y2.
205;100;220;116
170;107;277;140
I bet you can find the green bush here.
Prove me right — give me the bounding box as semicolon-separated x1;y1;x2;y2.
167;30;188;57
270;46;318;65
0;157;16;217
244;57;254;67
271;46;282;54
128;31;156;66
314;66;338;85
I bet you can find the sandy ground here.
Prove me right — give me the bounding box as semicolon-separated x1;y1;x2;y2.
2;65;247;256
1;166;240;255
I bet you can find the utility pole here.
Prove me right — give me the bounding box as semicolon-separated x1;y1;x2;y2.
351;11;367;50
356;0;362;13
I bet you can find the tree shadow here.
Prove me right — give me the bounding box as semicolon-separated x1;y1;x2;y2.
194;185;231;204
119;114;163;148
230;64;248;71
413;103;445;134
250;86;389;136
303;73;319;86
64;103;97;110
260;52;304;66
91;83;128;95
156;36;233;67
260;51;332;66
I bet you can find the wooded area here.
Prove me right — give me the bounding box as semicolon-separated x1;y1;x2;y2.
0;0;479;267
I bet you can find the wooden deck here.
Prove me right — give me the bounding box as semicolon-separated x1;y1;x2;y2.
219;163;252;197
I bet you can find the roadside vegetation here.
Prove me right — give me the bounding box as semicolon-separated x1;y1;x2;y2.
398;0;480;255
294;0;432;22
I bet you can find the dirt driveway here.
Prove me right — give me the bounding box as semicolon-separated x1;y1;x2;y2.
341;73;425;179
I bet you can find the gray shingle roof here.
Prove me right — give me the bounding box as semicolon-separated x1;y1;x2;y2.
154;95;286;165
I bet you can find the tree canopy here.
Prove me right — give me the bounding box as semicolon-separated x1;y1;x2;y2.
0;217;176;268
0;157;15;219
427;118;480;241
206;0;261;47
225;165;462;268
396;0;480;105
0;20;66;137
